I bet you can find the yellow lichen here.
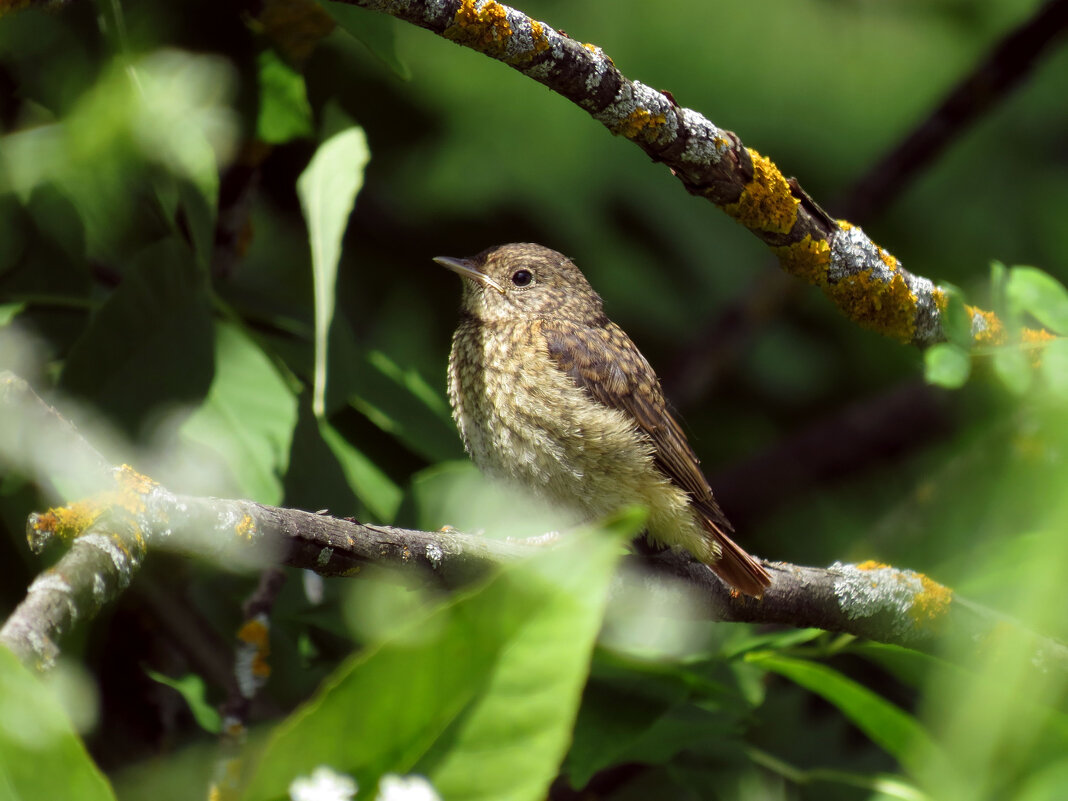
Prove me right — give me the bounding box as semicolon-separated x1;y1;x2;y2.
823;269;918;342
876;247;898;270
856;560;890;571
616;108;667;141
1022;328;1056;344
909;574;953;626
932;287;948;313
529;19;550;52
238;618;269;647
966;305;1005;346
448;0;513;56
773;234;831;285
723;149;799;235
30;500;106;546
236;514;256;541
838;220;854;231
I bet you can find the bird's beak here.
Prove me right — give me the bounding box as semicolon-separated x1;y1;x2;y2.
433;256;506;294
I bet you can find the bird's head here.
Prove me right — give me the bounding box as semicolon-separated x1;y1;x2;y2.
434;243;604;324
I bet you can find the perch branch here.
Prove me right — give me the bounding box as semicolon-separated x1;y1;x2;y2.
2;374;1064;677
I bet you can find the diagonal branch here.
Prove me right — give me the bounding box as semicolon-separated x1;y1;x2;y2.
335;0;1052;349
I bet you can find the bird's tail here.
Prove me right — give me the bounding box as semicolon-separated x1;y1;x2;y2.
704;519;771;598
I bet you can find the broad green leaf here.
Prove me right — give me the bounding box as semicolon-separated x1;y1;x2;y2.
317;418;402;522
748;652;940;779
938;283;973;347
347;349;462;464
1006;266;1068;334
325;2;411;80
0;646;116;801
241;530;623;801
993;346;1031;395
1040;338;1068;399
256;48;313;144
297;124;370;417
144;668;221;734
923;343;970;389
181;321;298;505
60;239;214;435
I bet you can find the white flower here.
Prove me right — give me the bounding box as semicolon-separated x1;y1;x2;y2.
376;774;441;801
289;766;358;801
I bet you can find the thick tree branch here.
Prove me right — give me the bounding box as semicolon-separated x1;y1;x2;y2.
335;0;1057;350
2;375;1064;677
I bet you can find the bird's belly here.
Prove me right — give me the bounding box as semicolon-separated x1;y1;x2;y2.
451;335;662;515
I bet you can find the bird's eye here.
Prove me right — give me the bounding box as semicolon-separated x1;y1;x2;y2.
511;269;533;287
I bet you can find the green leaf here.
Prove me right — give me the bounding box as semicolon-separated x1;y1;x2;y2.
144;668;221;734
241;531;622;801
992;345;1031;395
938;283;973;347
325;2;411;80
345;348;462;464
180;321;299;505
748;652;941;779
256;48;313;145
1006;266;1068;335
923;343;970;389
0;647;116;801
1040;338;1068;399
59;239;214;436
297;123;370;418
317;418;402;522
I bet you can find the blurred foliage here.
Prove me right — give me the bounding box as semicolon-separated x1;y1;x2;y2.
0;0;1066;799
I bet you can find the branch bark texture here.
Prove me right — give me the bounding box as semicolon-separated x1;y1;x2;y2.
1;372;1065;678
335;0;1044;349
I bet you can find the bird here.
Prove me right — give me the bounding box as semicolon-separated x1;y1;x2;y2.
435;243;771;597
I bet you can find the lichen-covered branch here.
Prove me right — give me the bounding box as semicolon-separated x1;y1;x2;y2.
7;479;1067;677
334;0;1053;349
2;375;1063;677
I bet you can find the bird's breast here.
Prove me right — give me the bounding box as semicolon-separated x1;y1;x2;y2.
447;319;660;516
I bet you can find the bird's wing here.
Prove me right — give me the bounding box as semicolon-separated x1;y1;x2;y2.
541;318;771;597
540;319;730;529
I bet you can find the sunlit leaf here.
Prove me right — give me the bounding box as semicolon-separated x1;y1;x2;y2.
144;668;221;734
1039;338;1068;399
317;418;402;522
992;345;1031;395
242;530;622;801
1006;266;1068;335
181;321;298;504
0;647;116;800
256;48;314;144
923;343;970;389
939;283;973;347
297;124;370;417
